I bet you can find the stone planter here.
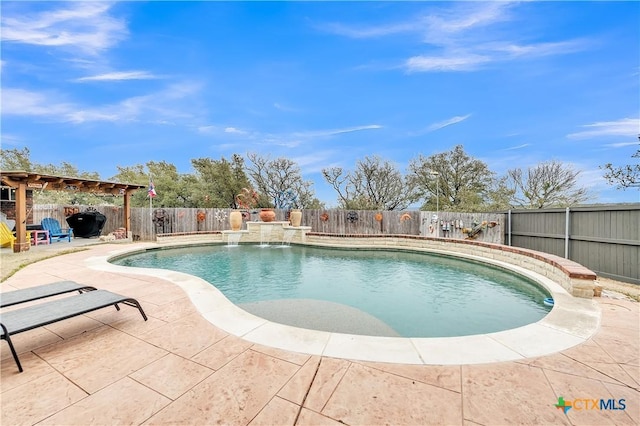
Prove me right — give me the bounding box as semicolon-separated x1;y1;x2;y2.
259;209;276;222
289;209;302;227
229;211;243;231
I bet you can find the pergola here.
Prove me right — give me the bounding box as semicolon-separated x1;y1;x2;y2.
1;171;147;252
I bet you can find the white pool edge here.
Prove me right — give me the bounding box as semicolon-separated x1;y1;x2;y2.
87;242;601;365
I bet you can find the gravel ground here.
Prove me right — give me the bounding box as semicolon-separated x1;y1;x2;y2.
596;276;640;301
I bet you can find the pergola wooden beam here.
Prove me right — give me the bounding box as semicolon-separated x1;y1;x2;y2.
1;171;146;253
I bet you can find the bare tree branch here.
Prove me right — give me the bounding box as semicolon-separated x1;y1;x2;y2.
507;160;591;208
245;152;317;208
323;156;415;210
601;141;640;189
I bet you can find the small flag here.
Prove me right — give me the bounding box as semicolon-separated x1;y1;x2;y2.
148;181;157;198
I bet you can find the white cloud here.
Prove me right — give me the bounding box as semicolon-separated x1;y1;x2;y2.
567;118;640;139
320;3;511;41
224;127;247;135
1;83;202;124
406;54;490;72
300;124;383;137
198;125;218;134
269;125;383;148
483;39;588;59
75;71;160;82
1;88;74;118
197;123;382;150
1;2;127;55
1;133;22;146
404;38;587;73
428;114;471;132
273;102;299;112
330;124;382;135
320;2;586;74
254;125;383;142
292;151;339;174
65;110;121;123
424;2;513;41
319;20;423;39
260;136;302;148
502;143;531;151
603;141;640;148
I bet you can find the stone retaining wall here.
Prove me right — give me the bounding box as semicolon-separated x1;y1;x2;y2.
156;231;223;245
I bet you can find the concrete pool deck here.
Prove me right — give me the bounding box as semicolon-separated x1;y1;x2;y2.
1;242;638;425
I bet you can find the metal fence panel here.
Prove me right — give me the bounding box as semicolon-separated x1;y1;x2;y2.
505;205;639;284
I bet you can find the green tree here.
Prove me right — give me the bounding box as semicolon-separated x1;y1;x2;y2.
37;162;100;180
109;164;148;207
486;176;515;211
191;154;252;208
1;147;106;205
246;152;318;209
1;147;33;171
408;145;494;211
506;160;590;208
110;161;191;208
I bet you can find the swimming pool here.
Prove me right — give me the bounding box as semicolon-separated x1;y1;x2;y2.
113;244;551;337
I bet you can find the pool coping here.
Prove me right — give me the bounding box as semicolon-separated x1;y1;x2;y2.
87;242;601;365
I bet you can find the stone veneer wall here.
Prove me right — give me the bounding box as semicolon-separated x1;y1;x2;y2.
154;222;596;299
156;231;224;245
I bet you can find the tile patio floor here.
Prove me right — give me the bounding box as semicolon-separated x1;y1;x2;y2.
1;243;638;425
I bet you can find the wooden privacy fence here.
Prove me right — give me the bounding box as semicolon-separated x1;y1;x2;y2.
505;204;640;284
31;204;126;236
31;205;503;244
133;208;503;244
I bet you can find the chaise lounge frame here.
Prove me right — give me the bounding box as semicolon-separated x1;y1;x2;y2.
1;290;147;372
1;281;97;308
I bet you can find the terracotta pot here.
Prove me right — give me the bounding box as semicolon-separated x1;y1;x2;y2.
290;210;302;227
259;209;276;222
229;211;243;231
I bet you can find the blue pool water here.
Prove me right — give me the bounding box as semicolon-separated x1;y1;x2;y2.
113;244;552;337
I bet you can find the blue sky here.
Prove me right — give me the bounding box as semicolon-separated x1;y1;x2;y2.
2;1;639;206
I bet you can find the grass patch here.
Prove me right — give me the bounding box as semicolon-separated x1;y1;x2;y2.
1;247;89;282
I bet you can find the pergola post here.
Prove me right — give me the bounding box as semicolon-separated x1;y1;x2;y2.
13;181;29;253
124;189;133;236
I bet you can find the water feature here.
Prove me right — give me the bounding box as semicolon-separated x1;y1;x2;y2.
227;232;242;246
282;229;296;246
260;225;272;246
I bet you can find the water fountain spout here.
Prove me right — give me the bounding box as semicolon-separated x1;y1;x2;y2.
282;229;296;246
260;225;272;246
227;232;242;246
